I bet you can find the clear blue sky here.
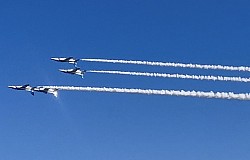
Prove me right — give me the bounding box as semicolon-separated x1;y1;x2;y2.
1;0;250;159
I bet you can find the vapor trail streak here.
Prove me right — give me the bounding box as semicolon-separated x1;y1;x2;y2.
41;86;250;101
81;58;250;72
87;70;250;83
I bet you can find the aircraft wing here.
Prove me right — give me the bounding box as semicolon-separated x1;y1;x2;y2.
23;84;30;88
65;57;74;60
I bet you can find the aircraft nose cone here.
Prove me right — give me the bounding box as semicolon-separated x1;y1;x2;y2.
59;69;66;72
8;86;15;88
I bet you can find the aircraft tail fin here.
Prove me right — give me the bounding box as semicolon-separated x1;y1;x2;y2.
81;70;86;79
74;63;78;68
52;91;58;97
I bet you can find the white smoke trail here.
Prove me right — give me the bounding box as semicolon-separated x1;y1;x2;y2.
81;58;250;72
41;86;250;101
87;70;250;83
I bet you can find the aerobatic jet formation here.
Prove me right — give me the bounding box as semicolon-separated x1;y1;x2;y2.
9;57;85;97
8;84;35;96
34;87;58;97
59;67;86;78
51;57;79;67
8;85;58;97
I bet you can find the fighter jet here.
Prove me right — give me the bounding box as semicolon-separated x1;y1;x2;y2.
8;84;35;96
59;67;86;78
51;57;79;67
34;87;58;97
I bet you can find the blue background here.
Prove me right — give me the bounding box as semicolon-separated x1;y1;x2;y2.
1;0;250;159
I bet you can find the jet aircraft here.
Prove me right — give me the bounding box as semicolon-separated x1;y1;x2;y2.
34;87;58;97
51;57;79;67
59;67;86;78
8;84;35;96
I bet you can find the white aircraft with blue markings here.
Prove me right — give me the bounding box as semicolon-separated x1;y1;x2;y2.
59;67;86;78
8;84;35;96
34;87;58;97
51;57;79;67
